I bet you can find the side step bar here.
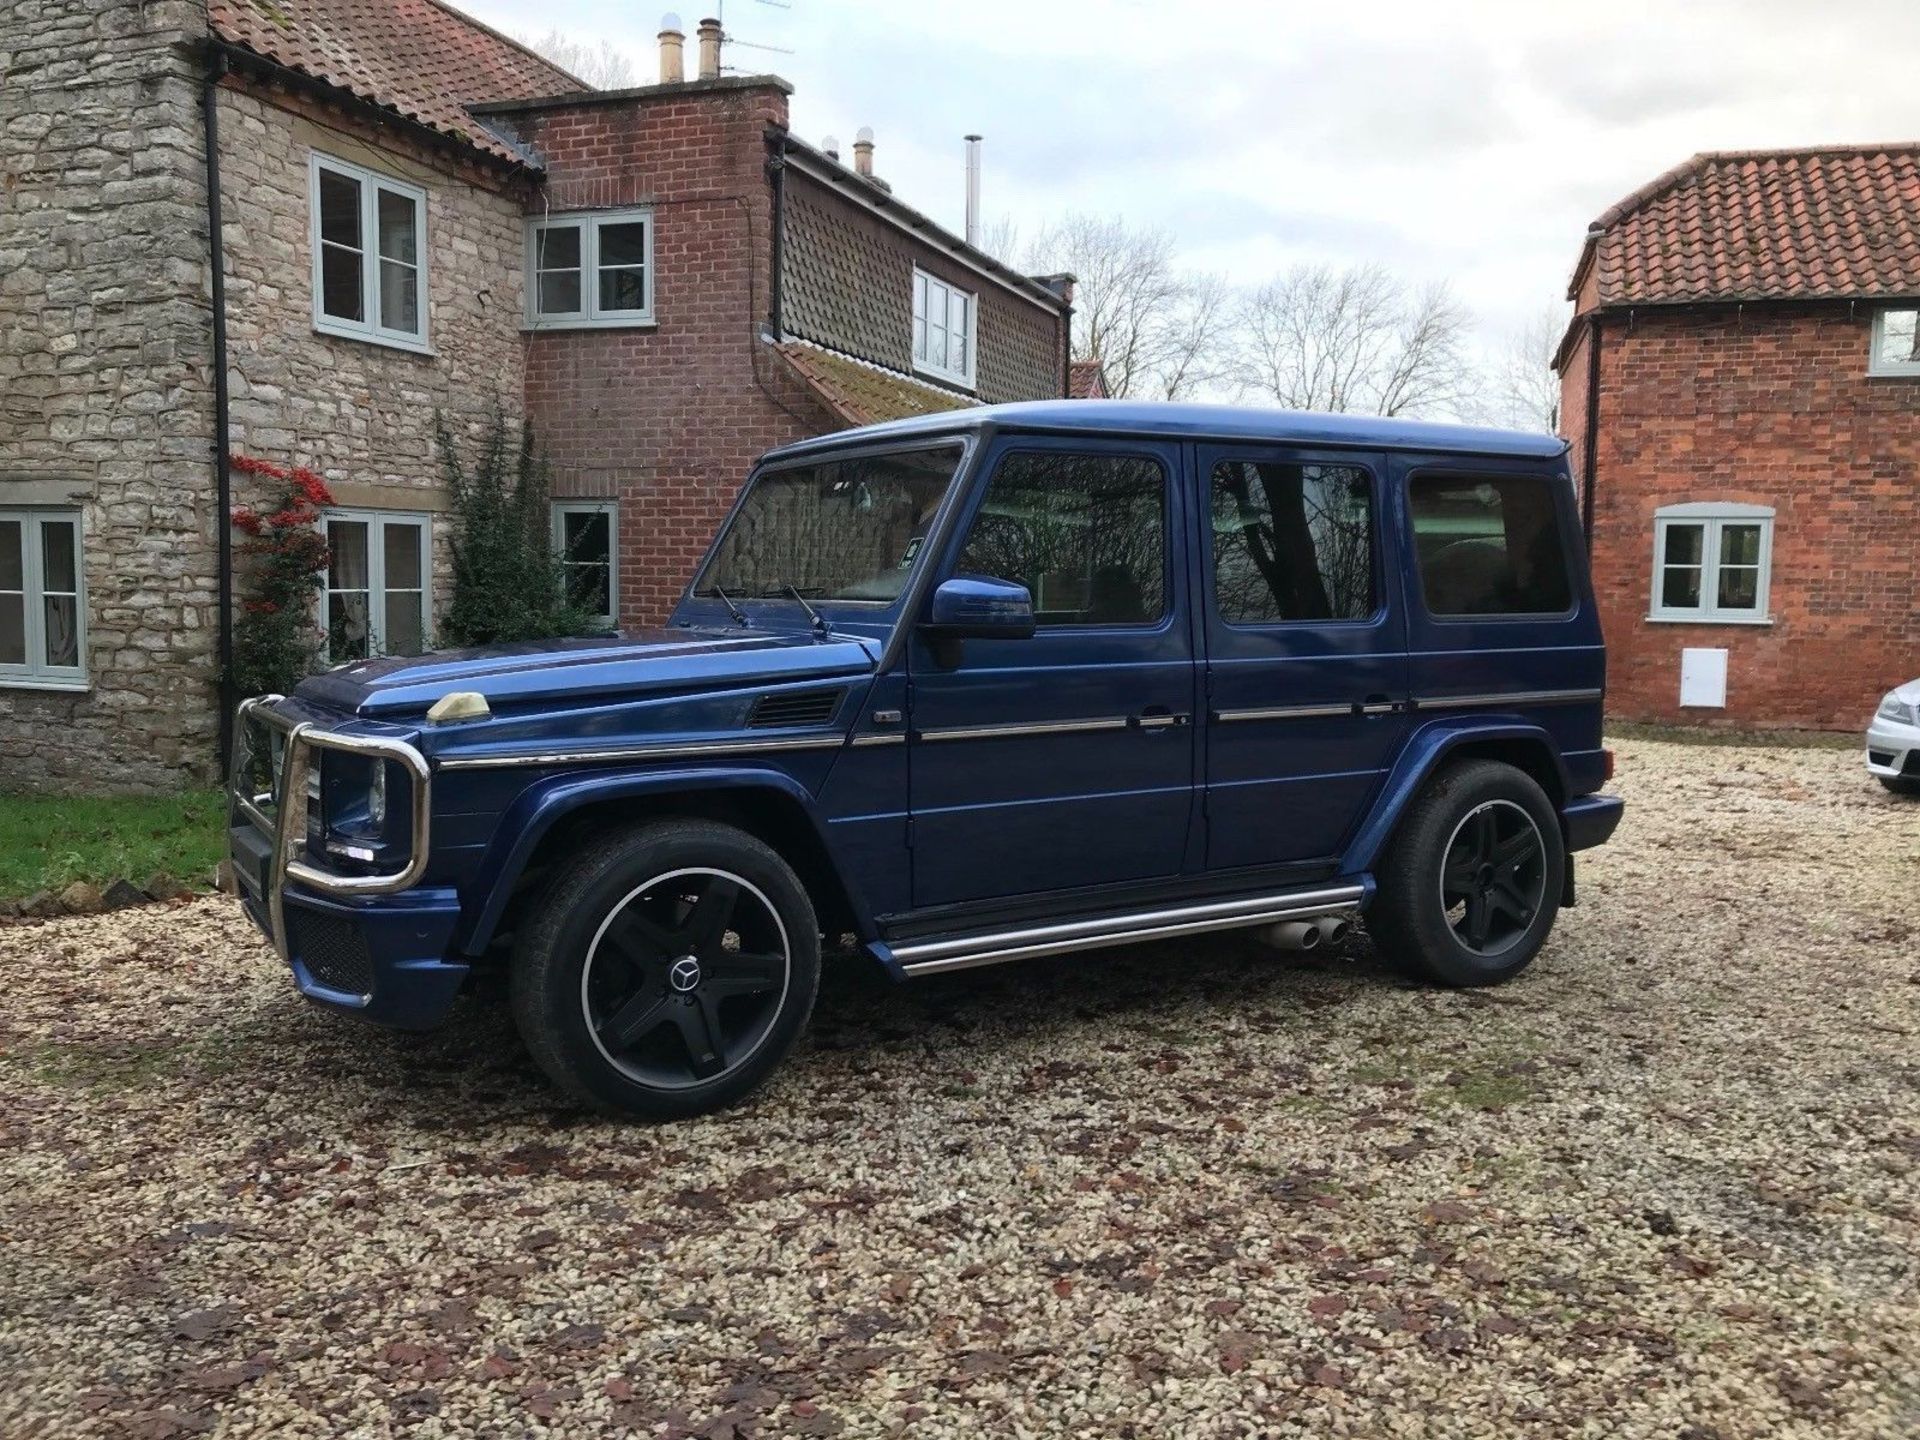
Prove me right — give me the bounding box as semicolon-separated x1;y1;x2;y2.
889;883;1367;978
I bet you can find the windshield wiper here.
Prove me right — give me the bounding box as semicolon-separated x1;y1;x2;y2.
701;583;749;627
782;584;832;637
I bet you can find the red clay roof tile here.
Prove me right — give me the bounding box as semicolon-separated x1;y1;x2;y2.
1578;145;1920;306
208;0;585;165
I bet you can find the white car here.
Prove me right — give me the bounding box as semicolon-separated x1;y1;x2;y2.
1867;680;1920;795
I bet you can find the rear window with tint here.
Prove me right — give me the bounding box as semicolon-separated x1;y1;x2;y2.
1408;475;1573;617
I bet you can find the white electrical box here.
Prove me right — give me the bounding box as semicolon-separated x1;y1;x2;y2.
1679;648;1728;708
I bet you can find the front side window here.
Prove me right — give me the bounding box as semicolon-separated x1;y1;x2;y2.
323;511;430;662
1409;475;1573;618
552;502;617;630
0;508;85;686
1651;503;1773;623
697;446;964;604
957;451;1167;627
1870;307;1920;375
1211;460;1375;624
527;211;654;327
310;154;428;348
912;267;975;387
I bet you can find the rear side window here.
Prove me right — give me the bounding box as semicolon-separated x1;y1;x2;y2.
1211;460;1375;623
1409;475;1572;617
956;451;1167;626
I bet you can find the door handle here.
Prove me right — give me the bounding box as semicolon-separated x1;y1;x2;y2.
1134;709;1190;731
1356;694;1400;716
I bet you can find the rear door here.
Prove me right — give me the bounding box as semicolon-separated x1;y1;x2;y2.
1198;444;1409;871
906;435;1198;908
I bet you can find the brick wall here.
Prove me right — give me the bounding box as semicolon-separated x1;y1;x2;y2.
1562;304;1920;730
781;171;1066;404
496;83;838;625
0;0;219;791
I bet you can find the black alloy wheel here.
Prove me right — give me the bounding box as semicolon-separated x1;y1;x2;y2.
1438;799;1548;958
580;867;790;1090
513;820;820;1119
1370;759;1566;987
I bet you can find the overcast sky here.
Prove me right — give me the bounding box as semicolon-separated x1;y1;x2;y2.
464;0;1920;352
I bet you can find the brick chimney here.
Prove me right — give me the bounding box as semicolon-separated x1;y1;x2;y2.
657;13;684;83
852;125;874;177
696;16;721;79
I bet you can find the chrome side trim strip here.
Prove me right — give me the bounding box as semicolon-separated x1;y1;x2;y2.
1215;703;1353;723
1414;688;1603;711
437;733;849;771
894;883;1366;976
917;716;1131;743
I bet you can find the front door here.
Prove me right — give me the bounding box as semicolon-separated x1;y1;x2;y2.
1198;444;1409;871
907;437;1198;909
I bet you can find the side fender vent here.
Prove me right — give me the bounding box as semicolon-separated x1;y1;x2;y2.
747;688;845;729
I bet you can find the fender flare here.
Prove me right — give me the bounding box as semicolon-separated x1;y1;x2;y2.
452;763;870;956
1340;717;1572;875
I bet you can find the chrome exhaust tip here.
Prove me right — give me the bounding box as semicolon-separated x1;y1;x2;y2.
1260;919;1323;951
1313;914;1353;947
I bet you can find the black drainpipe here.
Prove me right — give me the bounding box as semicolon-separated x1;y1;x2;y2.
203;45;236;770
1060;300;1074;398
764;131;786;339
1580;313;1602;552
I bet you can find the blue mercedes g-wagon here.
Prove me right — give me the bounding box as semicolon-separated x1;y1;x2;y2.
228;401;1623;1118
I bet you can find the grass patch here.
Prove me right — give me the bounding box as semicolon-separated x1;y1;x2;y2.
0;789;226;900
11;1024;266;1090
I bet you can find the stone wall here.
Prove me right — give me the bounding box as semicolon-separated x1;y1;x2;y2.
216;78;534;631
0;0;220;791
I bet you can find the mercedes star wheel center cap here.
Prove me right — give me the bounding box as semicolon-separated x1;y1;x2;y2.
669;956;702;993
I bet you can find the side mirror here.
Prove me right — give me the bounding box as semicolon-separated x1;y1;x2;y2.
921;575;1036;640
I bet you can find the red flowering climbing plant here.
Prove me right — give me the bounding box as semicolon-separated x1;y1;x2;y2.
228;454;335;697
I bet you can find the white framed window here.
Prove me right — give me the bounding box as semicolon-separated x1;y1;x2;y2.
551;501;618;630
525;210;654;328
1869;307;1920;375
322;510;430;662
912;266;976;387
309;153;430;351
1650;502;1774;624
0;508;86;689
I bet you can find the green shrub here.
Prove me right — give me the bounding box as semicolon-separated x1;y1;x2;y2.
437;413;590;646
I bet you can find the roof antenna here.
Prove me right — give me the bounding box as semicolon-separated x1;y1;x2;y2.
713;0;797;67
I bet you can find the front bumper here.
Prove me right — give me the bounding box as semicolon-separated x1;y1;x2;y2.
229;696;467;1030
1865;714;1920;779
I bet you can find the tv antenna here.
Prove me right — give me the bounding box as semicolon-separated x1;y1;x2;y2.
716;0;796;64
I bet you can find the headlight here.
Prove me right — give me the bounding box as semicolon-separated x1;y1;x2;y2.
319;753;392;849
1878;692;1915;724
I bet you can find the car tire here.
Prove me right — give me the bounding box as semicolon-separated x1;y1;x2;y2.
1370;759;1565;988
511;819;820;1120
1876;774;1920;796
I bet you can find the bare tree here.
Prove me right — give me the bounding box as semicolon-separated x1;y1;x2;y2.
1024;214;1231;401
1233;263;1474;419
517;29;640;90
1488;307;1569;434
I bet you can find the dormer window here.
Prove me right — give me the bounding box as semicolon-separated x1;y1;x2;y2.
913;266;975;388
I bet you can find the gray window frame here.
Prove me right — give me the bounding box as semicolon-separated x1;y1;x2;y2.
0;507;87;690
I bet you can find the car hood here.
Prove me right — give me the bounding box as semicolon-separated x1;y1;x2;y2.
1894;678;1920;708
297;626;880;720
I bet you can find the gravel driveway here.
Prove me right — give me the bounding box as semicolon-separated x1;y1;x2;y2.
2;738;1916;1438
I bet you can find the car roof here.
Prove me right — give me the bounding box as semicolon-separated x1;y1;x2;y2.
764;399;1570;463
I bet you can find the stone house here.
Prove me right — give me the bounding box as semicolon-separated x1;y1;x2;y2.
0;0;1073;792
1556;147;1920;730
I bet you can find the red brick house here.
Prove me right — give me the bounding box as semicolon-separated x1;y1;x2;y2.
1;0;1071;789
1557;147;1920;730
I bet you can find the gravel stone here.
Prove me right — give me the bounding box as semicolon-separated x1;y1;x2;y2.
1;738;1915;1437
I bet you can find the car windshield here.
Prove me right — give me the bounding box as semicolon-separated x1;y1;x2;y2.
695;444;964;603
